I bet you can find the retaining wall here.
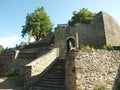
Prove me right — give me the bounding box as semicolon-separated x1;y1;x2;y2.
65;50;120;90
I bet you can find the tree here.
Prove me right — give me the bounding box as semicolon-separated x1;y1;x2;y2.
0;45;4;54
21;6;53;41
68;8;95;26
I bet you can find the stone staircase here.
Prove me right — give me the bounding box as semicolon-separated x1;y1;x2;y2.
31;59;65;90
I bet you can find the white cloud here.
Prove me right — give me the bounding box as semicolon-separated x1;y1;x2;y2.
0;36;22;48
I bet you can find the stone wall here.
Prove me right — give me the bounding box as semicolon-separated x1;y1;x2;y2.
65;51;80;90
0;50;15;75
55;11;120;59
103;12;120;46
0;45;53;76
65;50;120;90
65;12;109;47
14;47;52;75
94;12;106;46
24;48;59;89
66;23;105;47
55;26;67;58
14;52;37;75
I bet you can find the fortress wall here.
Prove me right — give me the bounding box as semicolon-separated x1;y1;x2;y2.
66;22;105;47
75;24;97;46
102;12;120;46
66;24;96;48
65;12;108;48
0;50;15;75
94;12;106;46
66;50;120;90
55;26;67;58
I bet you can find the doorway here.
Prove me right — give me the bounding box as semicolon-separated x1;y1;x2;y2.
66;38;75;51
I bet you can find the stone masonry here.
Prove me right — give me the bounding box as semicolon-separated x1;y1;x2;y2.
65;50;120;90
0;11;120;90
55;11;120;58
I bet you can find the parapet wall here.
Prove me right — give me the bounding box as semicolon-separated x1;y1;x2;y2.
65;50;120;90
24;48;59;89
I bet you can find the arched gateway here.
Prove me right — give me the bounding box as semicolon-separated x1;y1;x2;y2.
66;37;76;51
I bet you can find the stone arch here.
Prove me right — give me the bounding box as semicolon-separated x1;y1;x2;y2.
66;37;76;51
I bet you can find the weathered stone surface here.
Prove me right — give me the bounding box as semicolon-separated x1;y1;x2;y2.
55;11;120;58
75;50;120;90
24;48;59;89
0;50;15;75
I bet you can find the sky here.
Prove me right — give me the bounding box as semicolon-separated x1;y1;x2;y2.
0;0;120;48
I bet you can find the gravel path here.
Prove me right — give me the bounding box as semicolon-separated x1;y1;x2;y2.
0;78;23;90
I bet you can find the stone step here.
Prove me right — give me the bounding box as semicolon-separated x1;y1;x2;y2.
37;80;64;85
40;77;64;80
34;83;64;88
42;73;64;76
46;71;64;74
39;78;64;82
43;74;64;77
31;59;65;90
50;66;64;69
32;86;64;90
42;75;64;79
49;67;65;71
48;68;65;71
45;71;63;74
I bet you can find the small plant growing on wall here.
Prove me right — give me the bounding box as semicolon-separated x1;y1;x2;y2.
102;44;114;50
93;85;106;90
80;45;94;50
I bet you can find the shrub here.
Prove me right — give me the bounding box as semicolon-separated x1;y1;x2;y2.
80;45;94;50
102;44;114;50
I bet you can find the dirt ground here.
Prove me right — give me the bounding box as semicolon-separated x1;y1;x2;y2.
0;78;23;90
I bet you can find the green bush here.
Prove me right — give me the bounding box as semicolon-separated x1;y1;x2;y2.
80;45;94;50
102;44;114;50
93;85;106;90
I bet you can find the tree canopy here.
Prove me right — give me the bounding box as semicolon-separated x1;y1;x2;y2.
68;8;95;26
21;6;53;41
0;45;4;54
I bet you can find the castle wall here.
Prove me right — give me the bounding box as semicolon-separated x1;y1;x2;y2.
102;12;120;46
55;23;105;58
56;22;105;59
94;12;106;46
65;50;120;90
0;50;15;75
66;12;107;47
66;24;99;47
55;26;67;58
55;12;120;61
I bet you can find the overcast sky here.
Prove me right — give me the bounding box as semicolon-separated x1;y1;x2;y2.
0;0;120;48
